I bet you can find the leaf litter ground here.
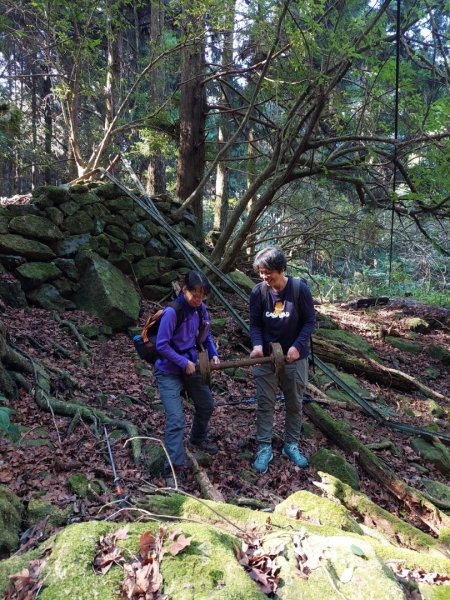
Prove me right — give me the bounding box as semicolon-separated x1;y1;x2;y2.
0;297;449;551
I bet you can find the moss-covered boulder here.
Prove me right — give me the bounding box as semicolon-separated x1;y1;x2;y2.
228;269;255;294
0;275;28;308
67;473;101;500
0;486;22;557
74;252;140;329
421;479;450;504
27;283;75;311
16;262;62;288
0;234;55;261
310;448;360;489
27;499;71;527
411;438;450;474
428;344;450;366
8;215;63;242
141;284;171;301
402;317;430;333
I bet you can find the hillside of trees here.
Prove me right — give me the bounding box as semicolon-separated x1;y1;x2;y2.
0;0;448;299
0;3;449;598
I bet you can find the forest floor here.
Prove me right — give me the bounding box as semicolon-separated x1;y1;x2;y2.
1;295;449;550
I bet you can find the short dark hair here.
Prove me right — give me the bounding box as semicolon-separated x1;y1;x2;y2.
183;270;211;295
253;246;287;273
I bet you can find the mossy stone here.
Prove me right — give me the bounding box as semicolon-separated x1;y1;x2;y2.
428;400;446;419
0;234;55;261
428;344;450;366
211;317;227;335
67;473;101;499
27;499;71;527
104;224;129;243
130;222;152;243
385;336;422;354
310;448;360;489
63;212;95;235
9;215;63;242
142;284;171;301
410;438;450;474
402;317;430;333
59;201;80;216
421;479;450;503
0;485;22;556
228;269;255;294
16;262;62;287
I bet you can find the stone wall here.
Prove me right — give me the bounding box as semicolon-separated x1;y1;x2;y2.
0;182;200;328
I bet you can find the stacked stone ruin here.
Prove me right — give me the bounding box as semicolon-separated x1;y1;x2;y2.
0;182;200;329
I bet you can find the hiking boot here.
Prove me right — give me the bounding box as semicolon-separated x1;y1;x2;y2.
164;467;187;490
253;444;273;474
282;443;308;468
188;440;219;455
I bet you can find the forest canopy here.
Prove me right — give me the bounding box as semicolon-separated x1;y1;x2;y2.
0;0;448;298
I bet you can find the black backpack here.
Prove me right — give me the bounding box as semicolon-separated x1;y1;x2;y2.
133;300;202;364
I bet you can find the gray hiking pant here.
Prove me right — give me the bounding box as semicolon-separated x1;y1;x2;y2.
253;358;308;445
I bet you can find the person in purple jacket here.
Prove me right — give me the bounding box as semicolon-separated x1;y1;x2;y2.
249;247;316;474
155;270;220;486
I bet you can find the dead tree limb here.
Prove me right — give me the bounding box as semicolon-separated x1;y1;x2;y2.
186;448;225;502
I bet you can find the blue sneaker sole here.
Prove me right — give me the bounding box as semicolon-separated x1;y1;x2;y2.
253;453;273;474
282;448;308;468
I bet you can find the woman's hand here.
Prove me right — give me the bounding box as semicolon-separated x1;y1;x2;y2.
250;345;264;359
185;360;196;375
286;346;300;363
210;355;220;365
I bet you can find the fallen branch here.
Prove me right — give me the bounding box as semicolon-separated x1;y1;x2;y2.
307;383;356;410
186;448;225;503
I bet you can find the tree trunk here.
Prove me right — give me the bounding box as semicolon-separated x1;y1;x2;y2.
146;2;167;196
213;2;235;231
176;23;206;228
42;69;53;184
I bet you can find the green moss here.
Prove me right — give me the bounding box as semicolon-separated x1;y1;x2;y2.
67;473;101;499
315;328;379;360
27;499;71;527
310;448;360;489
0;486;22;556
274;491;363;534
385;336;422;354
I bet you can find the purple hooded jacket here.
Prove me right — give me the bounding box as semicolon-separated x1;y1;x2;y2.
155;294;218;376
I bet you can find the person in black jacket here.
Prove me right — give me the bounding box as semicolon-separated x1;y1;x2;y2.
249;247;315;473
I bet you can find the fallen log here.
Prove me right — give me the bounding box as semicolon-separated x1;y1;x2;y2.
314;472;449;558
304;402;450;541
313;337;448;402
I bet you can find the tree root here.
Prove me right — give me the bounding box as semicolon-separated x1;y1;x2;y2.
52;311;92;355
